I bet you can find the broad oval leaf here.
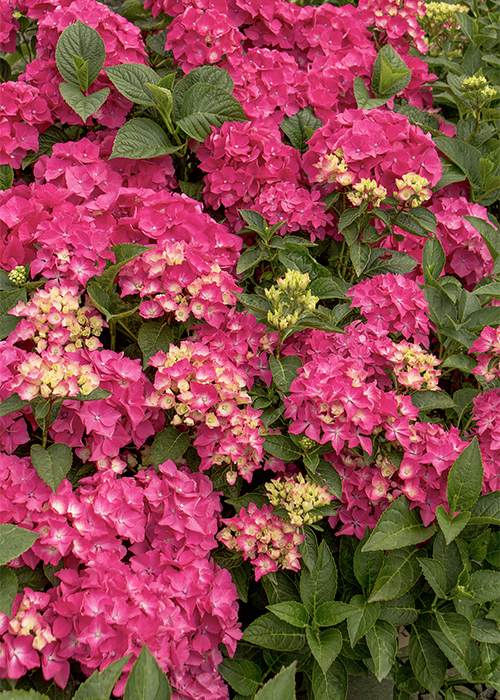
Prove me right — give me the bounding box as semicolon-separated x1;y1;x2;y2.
106;63;160;105
110;118;182;159
300;541;337;616
123;645;171;700
218;658;262;696
30;443;72;495
152;427;190;466
59;83;110;122
409;625;447;696
306;627;342;673
0;524;40;566
242;613;306;651
269;355;302;394
177;83;247;142
73;655;131;700
266;601;310;628
311;658;347;700
365;620;398;681
0;566;17;616
362;496;435;552
56;21;106;89
254;661;296;700
447;437;483;512
172;65;234;121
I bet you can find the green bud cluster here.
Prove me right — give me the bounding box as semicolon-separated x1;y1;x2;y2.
265;270;319;332
266;473;333;527
425;2;468;24
298;435;317;452
461;74;499;102
8;266;27;286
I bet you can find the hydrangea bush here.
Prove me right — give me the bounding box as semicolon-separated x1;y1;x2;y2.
0;0;500;698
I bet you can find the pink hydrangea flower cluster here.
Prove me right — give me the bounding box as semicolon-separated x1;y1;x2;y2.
381;195;495;288
147;339;265;482
0;81;51;169
303;108;443;198
326;418;467;536
223;48;307;123
358;0;427;54
470;326;500;381
472;389;500;491
0;0;18;53
19;0;147;128
166;6;244;71
0;457;241;698
197;117;332;237
8;280;105;353
347;273;431;345
218;502;304;580
34;137;176;208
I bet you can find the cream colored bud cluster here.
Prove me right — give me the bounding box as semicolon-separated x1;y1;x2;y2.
265;473;333;527
314;149;355;186
11;283;104;353
13;352;100;401
461;74;499;101
424;2;468;24
8;265;27;286
392;341;441;390
265;271;319;331
347;178;388;208
375;453;398;479
394;172;432;208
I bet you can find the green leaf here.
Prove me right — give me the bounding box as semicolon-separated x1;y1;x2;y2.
378;593;418;625
315;601;356;627
152;427;190;466
469;491;500;525
172;65;234;121
299;525;318;572
306;627;342;673
372;45;411;97
349;241;370;277
236;248;265;275
429;629;474;682
409;625;447;696
280;107;322;153
434;136;481;188
264;435;302;462
59;83;110;122
472;282;500;299
266;602;310;628
435;506;470;545
55;21;106;89
0;288;27;340
177;83;247;142
447;437;483;513
242;613;306;651
353;77;389;110
262;571;300;605
309;459;342;500
347;595;380;647
123;645;171;700
353;530;384;591
433;533;464;593
369;548;422;602
0;393;29;417
0;693;50;700
30;443;72;495
311;659;347;700
105;63;160;105
362;496;435;552
418;558;446;599
465;571;500;602
435;612;471;652
300;541;337;616
0;164;14;190
411;390;456;412
396;207;437;236
269;355;302;394
365;620;398;681
464;215;500;261
68;387;112;402
254;661;296;700
442;354;476;375
138;321;173;369
309;277;346;300
110;118;181;160
73;656;131;700
218;659;262;696
0;566;17;616
71;54;89;92
0;524;40;566
422;237;446;283
471;618;500;643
